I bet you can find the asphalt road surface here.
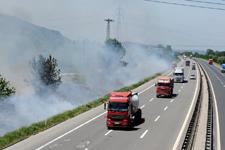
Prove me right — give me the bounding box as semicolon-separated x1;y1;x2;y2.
198;59;225;150
6;60;199;150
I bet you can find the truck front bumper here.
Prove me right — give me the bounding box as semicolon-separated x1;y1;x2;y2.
107;119;130;128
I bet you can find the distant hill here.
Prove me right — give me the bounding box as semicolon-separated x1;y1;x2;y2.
0;14;74;53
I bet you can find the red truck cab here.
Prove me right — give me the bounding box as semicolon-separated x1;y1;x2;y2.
156;76;174;98
105;92;141;129
208;59;213;65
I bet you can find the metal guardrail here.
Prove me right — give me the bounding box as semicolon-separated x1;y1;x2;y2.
181;64;203;150
199;64;214;150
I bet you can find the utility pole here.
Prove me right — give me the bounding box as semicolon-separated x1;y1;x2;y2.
104;18;114;41
116;7;122;41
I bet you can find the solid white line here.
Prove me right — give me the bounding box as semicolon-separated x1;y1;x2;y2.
139;84;154;94
164;106;168;111
154;115;160;122
140;105;145;109
35;112;106;150
140;129;149;139
149;98;154;102
36;69;175;150
170;99;174;103
172;62;200;150
104;130;113;136
203;64;221;150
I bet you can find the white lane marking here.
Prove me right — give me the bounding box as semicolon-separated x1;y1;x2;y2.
85;148;88;150
139;84;154;94
181;86;183;89
170;99;174;103
203;63;221;150
154;115;160;122
36;112;106;150
104;130;113;136
149;98;154;102
178;89;181;92
36;69;176;150
140;105;145;109
140;129;149;139
164;106;168;111
172;62;200;150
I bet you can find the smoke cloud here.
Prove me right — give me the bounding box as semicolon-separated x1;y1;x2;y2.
0;14;173;136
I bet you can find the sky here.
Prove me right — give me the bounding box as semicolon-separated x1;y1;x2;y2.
0;0;225;51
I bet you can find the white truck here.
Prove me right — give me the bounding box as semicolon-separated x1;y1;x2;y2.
173;67;184;83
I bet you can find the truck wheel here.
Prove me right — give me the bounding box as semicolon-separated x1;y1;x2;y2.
137;109;142;121
156;94;159;98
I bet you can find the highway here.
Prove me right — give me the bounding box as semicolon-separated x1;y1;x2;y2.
6;60;199;150
198;59;225;150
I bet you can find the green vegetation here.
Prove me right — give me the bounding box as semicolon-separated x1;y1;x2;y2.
105;38;126;58
0;75;15;101
0;73;160;149
32;55;61;91
180;49;225;65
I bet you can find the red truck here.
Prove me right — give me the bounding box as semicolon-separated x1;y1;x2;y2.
105;92;142;129
186;60;190;66
208;59;213;65
156;76;174;98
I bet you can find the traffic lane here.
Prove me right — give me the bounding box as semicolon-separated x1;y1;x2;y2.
39;70;187;150
45;69;192;149
6;102;107;150
39;77;184;150
131;69;197;150
198;60;225;149
39;63;190;150
88;82;192;150
208;64;225;85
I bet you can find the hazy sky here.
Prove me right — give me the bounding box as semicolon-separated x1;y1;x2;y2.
0;0;225;50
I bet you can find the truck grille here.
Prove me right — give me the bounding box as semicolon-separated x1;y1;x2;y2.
110;115;126;121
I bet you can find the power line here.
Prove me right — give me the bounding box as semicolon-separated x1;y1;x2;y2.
183;0;225;6
144;0;225;11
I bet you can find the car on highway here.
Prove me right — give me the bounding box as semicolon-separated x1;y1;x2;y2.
192;64;196;70
190;74;196;80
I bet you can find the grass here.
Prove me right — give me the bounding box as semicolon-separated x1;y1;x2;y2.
0;73;160;149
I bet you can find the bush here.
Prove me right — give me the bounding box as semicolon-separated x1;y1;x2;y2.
32;55;61;92
217;56;225;64
0;75;15;100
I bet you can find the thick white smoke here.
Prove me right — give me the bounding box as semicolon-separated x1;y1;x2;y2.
0;15;173;136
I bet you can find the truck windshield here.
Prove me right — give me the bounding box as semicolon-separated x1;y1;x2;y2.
157;83;170;86
174;73;183;76
108;102;128;112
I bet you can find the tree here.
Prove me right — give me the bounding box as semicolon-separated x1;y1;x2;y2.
32;55;61;91
217;56;225;64
206;49;215;56
0;75;15;100
105;38;126;58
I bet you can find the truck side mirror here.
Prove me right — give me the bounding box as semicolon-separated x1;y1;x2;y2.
132;92;139;96
104;102;108;110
